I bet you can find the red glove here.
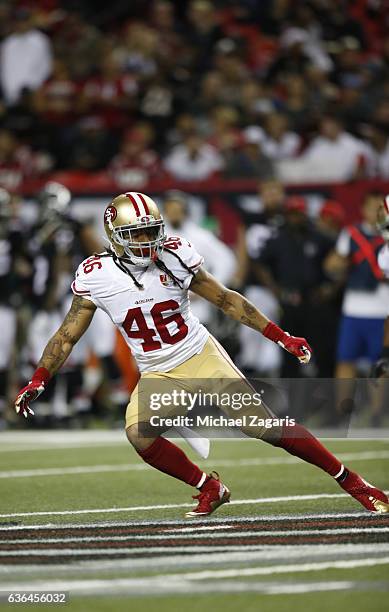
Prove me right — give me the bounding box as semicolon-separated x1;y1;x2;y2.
15;367;51;418
263;322;312;364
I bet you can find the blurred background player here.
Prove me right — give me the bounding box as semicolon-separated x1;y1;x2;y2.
325;192;389;380
374;195;389;379
234;179;285;377
312;200;346;378
0;188;31;426
162;189;236;336
256;196;334;378
27;182;125;425
325;191;389;423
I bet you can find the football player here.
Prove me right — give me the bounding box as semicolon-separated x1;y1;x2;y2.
374;194;389;378
15;192;389;516
28;182;124;422
0;189;31;422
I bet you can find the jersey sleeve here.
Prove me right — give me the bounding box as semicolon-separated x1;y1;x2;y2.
163;236;204;289
71;261;96;303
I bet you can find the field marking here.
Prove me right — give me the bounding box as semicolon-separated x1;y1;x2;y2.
1;558;388;594
0;443;129;454
0;579;362;598
1;449;388;480
164;524;233;533
0;579;365;598
2;545;389;562
0;578;361;597
0;431;126;444
0;494;368;518
0;511;377;531
0;432;388;453
2;490;389;519
169;556;389;581
3;544;389;576
257;581;356;595
2;525;389;545
2;430;389;443
0;464;146;479
259;580;355;595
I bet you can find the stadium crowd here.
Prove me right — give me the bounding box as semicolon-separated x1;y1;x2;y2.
1;1;389;428
0;0;388;189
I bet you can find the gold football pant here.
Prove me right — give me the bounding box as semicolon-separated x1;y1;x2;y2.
125;336;281;441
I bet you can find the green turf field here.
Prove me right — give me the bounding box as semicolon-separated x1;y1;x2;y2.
0;431;388;611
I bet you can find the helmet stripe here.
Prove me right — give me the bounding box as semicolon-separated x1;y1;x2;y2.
384;195;389;214
136;192;150;215
125;192;141;217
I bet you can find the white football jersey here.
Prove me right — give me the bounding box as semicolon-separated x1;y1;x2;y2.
378;243;389;278
71;236;209;373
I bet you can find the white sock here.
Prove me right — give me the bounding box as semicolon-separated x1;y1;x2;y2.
334;464;345;480
196;472;207;489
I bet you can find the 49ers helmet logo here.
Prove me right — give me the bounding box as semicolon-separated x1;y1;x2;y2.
104;205;117;224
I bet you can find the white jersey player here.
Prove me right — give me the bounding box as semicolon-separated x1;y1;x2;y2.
374;194;389;378
72;234;208;374
377;195;389;279
15;192;389;517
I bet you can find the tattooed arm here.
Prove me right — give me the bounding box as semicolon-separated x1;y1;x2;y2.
15;296;96;417
190;267;312;363
38;296;96;376
190;267;269;332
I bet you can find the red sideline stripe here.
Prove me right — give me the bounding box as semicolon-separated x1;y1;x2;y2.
137;193;150;215
71;281;91;296
125;192;141;217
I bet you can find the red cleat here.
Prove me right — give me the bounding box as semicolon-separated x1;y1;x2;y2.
185;471;231;518
339;469;389;513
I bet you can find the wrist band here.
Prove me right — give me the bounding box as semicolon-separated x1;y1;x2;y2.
31;367;51;386
262;322;285;343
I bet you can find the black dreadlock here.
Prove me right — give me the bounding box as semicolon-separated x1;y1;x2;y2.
154;246;196;289
96;246;195;290
95;249;144;289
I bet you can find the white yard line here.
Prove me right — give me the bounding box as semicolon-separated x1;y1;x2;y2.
165;524;233;532
259;581;356;595
0;443;128;453
2;525;389;545
0;464;146;478
0;578;360;597
167;556;389;581
0;511;375;531
2;489;389;519
1;450;388;479
0;558;388;593
149;526;389;538
0;431;126;445
0;580;364;597
0;430;388;452
0;492;376;519
2;544;389;576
